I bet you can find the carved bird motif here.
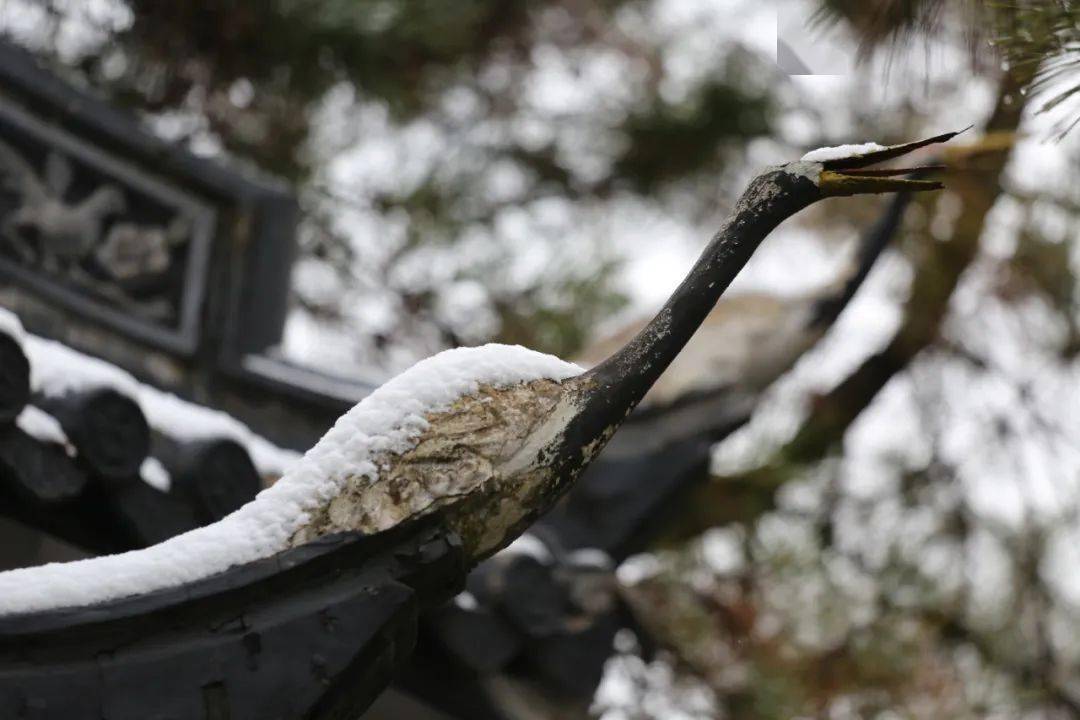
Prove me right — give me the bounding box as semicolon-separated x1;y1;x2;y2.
0;140;126;273
94;216;188;281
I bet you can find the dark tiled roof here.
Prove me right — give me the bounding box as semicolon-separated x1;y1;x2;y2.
0;305;720;718
0;308;467;718
0;308;284;553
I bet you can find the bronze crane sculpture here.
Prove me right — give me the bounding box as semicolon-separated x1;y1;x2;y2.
575;172;922;458
535;136;1001;559
0;131;958;720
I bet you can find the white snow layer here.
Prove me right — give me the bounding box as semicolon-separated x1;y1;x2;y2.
567;547;613;569
0;305;25;343
140;457;172;492
0;344;582;615
14;405;70;449
502;533;556;564
11;326;300;478
800;142;887;162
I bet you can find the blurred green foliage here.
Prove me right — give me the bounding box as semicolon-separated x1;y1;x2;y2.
105;1;542;178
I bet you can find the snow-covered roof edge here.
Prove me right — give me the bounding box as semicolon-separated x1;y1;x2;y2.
0;343;581;615
0;306;300;478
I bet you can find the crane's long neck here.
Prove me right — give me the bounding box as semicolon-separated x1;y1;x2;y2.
559;168;820;464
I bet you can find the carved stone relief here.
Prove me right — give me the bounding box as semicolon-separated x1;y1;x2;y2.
0;101;214;353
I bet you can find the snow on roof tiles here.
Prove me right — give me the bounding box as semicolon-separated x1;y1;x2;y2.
0;306;300;479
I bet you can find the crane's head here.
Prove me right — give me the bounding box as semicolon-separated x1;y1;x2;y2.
726;129;968;235
788;127;973;198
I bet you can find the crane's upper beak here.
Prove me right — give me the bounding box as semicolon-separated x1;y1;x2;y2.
814;127;972;197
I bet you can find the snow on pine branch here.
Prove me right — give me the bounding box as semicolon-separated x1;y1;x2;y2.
0;343;581;615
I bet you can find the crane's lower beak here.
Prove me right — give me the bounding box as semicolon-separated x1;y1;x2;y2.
819;165;946;197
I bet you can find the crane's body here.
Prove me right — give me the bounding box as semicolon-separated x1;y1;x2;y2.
289;375;578;560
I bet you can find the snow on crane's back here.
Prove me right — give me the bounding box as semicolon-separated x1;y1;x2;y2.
0;344;581;615
801;142;887;162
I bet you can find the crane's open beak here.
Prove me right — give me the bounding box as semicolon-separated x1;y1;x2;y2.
816;127;972;197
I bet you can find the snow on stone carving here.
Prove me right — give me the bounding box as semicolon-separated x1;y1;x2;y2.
801;142;888;162
289;374;575;557
0;343;582;614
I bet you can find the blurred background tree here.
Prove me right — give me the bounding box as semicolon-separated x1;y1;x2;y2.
819;0;1080;137
1;0;780;373
599;3;1080;719
3;1;1080;718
